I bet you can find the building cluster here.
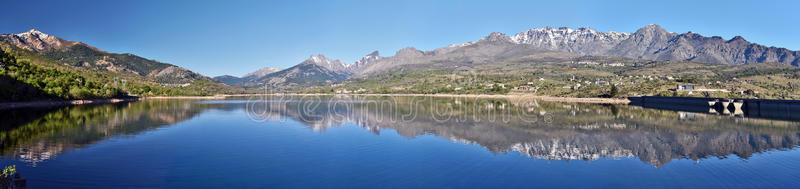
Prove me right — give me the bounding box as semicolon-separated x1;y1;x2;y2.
335;88;368;94
572;61;625;67
512;79;547;92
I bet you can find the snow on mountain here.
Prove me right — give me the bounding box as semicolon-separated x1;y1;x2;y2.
0;29;79;52
509;26;630;55
349;51;382;72
242;67;282;79
303;54;350;73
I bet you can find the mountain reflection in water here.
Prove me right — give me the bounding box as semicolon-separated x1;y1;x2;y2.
0;100;227;165
2;96;799;167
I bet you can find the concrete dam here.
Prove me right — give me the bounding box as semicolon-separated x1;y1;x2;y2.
628;96;800;121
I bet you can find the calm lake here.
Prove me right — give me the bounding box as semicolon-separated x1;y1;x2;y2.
2;95;799;188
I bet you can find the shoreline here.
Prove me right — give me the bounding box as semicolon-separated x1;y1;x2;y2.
0;95;226;110
0;94;629;110
229;93;631;104
0;98;140;110
140;95;227;99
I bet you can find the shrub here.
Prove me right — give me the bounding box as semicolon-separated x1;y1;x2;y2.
69;87;92;99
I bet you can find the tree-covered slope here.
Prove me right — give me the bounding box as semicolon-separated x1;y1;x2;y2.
0;41;247;102
0;48;125;101
1;29;213;84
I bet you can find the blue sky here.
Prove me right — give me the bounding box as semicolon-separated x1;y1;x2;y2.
2;0;798;77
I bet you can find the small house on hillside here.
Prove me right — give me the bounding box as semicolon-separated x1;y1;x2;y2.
676;84;695;91
514;85;535;91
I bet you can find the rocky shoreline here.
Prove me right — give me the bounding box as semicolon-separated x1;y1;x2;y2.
140;95;226;99
0;98;141;110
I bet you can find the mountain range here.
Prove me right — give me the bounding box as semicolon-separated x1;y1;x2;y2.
357;24;800;76
507;24;799;66
215;51;383;89
214;67;281;86
221;24;799;89
3;24;799;91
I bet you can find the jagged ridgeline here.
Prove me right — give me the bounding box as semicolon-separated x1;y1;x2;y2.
289;25;800;99
220;24;800;97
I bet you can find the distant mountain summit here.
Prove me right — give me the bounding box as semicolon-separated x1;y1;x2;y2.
510;26;630;55
301;54;351;74
505;24;799;66
251;55;350;90
349;50;381;72
352;24;800;77
231;51;383;89
0;29;213;84
0;29;82;52
214;67;282;86
242;67;282;79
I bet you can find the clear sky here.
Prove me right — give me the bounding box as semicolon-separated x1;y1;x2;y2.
2;0;798;77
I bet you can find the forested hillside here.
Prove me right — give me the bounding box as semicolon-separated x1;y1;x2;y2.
0;49;125;101
0;43;246;102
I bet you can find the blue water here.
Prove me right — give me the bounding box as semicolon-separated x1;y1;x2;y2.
2;98;800;188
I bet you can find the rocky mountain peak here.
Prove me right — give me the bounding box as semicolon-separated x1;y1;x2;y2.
510;26;630;54
301;54;349;73
242;67;282;78
728;36;747;43
677;31;704;40
18;29;47;37
641;24;664;31
356;51;381;64
364;50;379;57
395;47;426;58
0;29;76;52
347;50;382;73
307;54;330;63
632;24;672;36
479;32;513;43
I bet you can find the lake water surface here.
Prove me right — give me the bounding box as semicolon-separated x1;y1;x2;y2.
2;96;799;188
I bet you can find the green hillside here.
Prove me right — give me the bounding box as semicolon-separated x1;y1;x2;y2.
0;48;124;101
0;42;246;102
43;44;170;74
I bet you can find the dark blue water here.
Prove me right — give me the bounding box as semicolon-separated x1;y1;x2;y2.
2;97;800;188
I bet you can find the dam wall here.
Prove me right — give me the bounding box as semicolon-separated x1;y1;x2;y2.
628;96;800;121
